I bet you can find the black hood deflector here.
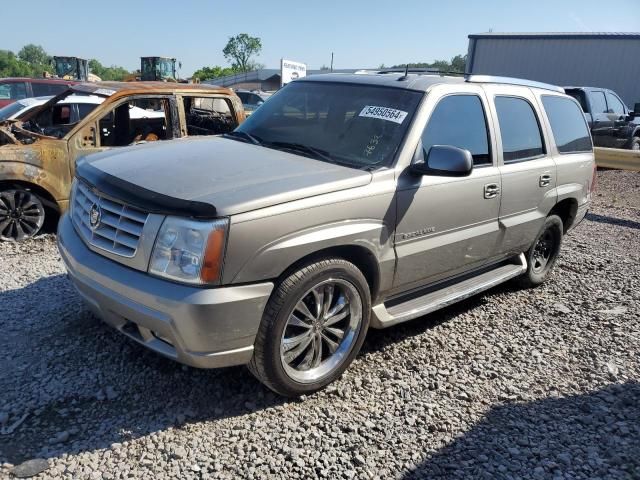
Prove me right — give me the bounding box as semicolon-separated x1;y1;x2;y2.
76;157;218;219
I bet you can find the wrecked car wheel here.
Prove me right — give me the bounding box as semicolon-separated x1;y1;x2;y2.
0;188;46;242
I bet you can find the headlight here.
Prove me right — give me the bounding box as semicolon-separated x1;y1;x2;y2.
149;217;228;285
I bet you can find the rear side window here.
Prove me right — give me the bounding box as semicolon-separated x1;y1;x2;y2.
421;94;491;166
542;96;592;154
590;91;607;114
183;96;236;136
495;96;544;162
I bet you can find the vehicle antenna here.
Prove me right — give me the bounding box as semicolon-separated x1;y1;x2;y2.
398;63;410;81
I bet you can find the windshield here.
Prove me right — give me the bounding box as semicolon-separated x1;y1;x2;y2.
234;81;422;168
0;101;31;121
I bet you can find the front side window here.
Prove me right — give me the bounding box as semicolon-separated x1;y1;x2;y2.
75;103;100;122
421;94;491;166
542;95;592;154
495;96;544;162
99;98;170;147
605;92;625;115
590;91;607;114
234;82;423;169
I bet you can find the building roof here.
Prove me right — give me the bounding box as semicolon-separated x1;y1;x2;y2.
469;32;640;40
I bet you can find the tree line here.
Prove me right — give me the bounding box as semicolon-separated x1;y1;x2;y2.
0;44;132;80
383;54;467;73
1;39;466;83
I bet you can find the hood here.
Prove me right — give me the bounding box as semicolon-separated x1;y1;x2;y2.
80;137;372;216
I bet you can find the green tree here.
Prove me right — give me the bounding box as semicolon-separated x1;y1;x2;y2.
390;54;466;73
450;54;467;73
191;66;237;82
222;34;262;72
88;59;130;81
18;43;52;66
0;50;33;77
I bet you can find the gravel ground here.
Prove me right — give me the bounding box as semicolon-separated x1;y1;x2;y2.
1;169;639;479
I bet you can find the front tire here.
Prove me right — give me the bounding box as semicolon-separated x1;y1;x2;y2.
630;136;640;151
248;258;371;397
517;215;563;288
0;187;46;242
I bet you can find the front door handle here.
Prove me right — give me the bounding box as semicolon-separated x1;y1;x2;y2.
539;174;552;187
484;183;500;199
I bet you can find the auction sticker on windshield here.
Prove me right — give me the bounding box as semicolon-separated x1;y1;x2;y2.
359;105;408;124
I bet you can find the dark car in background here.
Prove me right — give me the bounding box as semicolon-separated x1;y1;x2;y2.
234;89;271;114
0;78;77;108
565;86;640;150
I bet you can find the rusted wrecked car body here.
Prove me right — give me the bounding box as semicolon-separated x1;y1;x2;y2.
0;82;245;241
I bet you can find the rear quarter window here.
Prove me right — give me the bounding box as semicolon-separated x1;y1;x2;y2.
542;95;592;154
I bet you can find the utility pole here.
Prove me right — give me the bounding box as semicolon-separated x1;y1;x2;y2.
330;52;334;72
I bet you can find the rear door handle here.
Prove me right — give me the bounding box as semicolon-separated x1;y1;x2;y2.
539;174;552;187
484;183;500;199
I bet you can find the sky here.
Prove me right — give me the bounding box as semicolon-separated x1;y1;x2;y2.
3;0;639;76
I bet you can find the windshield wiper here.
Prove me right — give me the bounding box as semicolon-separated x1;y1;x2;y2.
266;141;337;164
223;130;262;145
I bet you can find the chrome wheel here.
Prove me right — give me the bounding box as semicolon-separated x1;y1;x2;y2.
0;189;45;241
531;229;554;273
280;278;363;383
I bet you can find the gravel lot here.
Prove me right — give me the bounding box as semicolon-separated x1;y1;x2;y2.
1;170;639;479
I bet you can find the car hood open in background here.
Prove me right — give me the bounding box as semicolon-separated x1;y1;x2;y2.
78;137;372;216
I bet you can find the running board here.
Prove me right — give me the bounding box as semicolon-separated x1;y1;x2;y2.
370;253;527;329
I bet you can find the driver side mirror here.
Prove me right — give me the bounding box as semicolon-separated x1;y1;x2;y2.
631;103;640;118
410;143;473;177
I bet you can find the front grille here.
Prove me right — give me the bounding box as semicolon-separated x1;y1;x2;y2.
72;180;148;257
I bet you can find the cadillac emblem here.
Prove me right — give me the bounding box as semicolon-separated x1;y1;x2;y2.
89;203;102;229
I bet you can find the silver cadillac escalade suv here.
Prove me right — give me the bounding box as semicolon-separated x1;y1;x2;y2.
58;73;595;396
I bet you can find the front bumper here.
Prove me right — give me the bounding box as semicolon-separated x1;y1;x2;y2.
57;213;273;368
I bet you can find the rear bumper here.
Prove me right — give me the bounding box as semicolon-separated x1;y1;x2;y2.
57;213;273;368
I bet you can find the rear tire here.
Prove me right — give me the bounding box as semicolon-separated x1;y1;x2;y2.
0;187;46;242
248;258;371;397
517;215;563;288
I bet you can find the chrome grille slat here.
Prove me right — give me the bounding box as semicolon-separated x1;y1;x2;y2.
71;180;148;258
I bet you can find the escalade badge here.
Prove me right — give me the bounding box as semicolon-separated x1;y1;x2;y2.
89;204;102;230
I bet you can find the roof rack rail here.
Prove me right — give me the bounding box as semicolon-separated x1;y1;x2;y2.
376;68;465;77
465;75;565;93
